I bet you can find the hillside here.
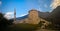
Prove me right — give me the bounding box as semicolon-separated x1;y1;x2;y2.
47;6;60;24
49;6;60;18
38;11;50;19
15;11;50;21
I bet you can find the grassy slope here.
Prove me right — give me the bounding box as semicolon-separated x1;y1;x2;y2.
7;23;38;31
3;23;59;31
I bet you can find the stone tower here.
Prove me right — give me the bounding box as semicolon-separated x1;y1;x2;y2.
28;9;40;24
14;8;16;23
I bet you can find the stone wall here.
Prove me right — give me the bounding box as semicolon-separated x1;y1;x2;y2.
19;9;50;25
28;9;41;24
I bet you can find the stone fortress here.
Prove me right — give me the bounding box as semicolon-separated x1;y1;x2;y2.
13;9;51;28
17;9;51;27
13;6;60;29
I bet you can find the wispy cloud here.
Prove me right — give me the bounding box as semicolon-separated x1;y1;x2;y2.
4;12;14;19
50;0;60;9
20;14;27;16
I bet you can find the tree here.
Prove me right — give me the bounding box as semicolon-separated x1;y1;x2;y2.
0;13;13;31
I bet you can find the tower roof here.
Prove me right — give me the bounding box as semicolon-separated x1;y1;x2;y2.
29;9;38;13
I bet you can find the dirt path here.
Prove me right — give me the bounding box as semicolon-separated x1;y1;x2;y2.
35;27;59;31
35;29;57;31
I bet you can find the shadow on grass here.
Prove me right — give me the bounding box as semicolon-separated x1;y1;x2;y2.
6;23;38;31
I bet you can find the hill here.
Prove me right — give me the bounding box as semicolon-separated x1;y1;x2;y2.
47;6;60;25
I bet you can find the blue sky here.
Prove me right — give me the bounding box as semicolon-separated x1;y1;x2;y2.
1;0;52;18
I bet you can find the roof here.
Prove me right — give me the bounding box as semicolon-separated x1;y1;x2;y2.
29;9;38;13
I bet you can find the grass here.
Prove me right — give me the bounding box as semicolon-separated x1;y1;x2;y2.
6;23;38;31
1;23;59;31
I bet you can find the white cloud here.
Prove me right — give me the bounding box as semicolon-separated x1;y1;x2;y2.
4;12;14;19
50;0;60;9
20;14;28;17
0;1;2;5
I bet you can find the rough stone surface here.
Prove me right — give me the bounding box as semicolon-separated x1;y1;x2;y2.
19;9;50;28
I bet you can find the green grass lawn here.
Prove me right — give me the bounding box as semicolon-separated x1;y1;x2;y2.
1;23;59;31
6;23;38;31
